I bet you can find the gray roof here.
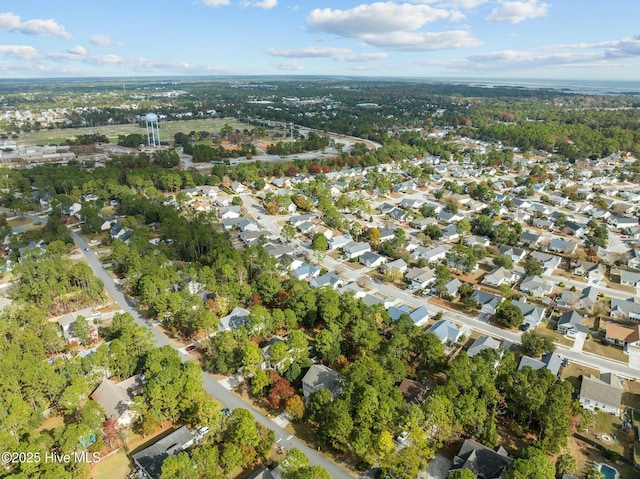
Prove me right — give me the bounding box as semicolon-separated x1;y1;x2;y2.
579;373;623;409
451;439;512;479
511;299;546;327
467;336;502;357
558;310;584;328
428;320;462;344
91;376;142;422
518;352;561;376
302;365;342;396
219;307;250;331
132;426;194;479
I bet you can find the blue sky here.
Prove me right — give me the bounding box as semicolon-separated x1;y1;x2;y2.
1;1;640;80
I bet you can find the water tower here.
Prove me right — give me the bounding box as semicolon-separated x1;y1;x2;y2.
145;113;161;147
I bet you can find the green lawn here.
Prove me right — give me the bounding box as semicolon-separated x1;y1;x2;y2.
19;118;255;146
91;451;131;479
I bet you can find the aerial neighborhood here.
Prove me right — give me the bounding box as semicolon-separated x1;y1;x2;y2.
1;78;640;479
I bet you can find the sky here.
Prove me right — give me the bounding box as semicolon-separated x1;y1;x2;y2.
1;1;640;81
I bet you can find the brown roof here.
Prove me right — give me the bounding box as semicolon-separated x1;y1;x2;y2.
398;378;433;406
606;323;640;342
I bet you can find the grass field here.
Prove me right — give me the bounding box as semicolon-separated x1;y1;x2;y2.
91;451;131;479
18;118;255;146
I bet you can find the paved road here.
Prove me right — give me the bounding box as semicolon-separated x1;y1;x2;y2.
68;232;354;478
239;195;640;381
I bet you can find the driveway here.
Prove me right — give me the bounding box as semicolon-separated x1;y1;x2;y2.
426;454;453;479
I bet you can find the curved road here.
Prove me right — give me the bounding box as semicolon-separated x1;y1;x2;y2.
69;232;354;478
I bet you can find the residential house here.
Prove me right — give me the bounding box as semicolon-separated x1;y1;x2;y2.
427;319;463;344
449;439;512;479
518;352;562;376
328;234;353;251
605;323;640;352
512;299;546;329
413;245;449;264
610;297;640;321
387;305;430;326
564;221;587;237
464;235;491;248
219;205;242;219
309;272;343;290
608;215;638;229
289;214;315;227
292;263;321;281
531;251;562;275
361;293;394;308
441;224;460;242
359;252;387;269
533;218;554;230
442;278;462;297
91;375;144;427
556;289;580;311
410;217;438;231
519;231;542;247
627;249;640;270
343;242;371;260
405;267;436;290
549;238;578;255
483;267;517;287
302;364;342;399
381;258;408;275
471;290;503;315
519;275;554;298
579;373;623;416
398;379;431;406
548;194;569;207
378;228;396;243
557;310;587;337
498;245;527;264
438;210;465;224
620;270;640;289
467;336;502;358
132;426;195;479
573;261;605;284
579;286;599;312
336;282;366;298
219;307;250;332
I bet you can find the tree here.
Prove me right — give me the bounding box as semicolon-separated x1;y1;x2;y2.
584;467;604;479
160;452;198;479
524;257;544;277
285;395;305;421
504;447;555;479
555;452;576;478
103;416;120;447
450;470;477;479
281;224;296;244
73;315;91;345
311;233;328;252
495;300;524;329
521;331;555;356
493;254;514;270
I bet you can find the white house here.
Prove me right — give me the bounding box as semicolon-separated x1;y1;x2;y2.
579;373;623;416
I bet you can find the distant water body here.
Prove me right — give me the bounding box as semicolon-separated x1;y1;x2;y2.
445;78;640;95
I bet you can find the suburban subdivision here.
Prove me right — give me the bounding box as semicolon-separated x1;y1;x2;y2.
1;77;640;479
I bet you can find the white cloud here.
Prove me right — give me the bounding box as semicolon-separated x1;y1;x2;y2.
306;2;477;52
202;0;231;6
486;0;549;24
90;34;113;46
0;12;71;39
68;45;87;56
242;0;278;8
267;46;350;58
0;45;39;61
267;46;388;62
307;2;461;37
272;61;304;71
362;30;481;50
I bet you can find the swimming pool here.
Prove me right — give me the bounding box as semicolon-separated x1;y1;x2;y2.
599;463;619;479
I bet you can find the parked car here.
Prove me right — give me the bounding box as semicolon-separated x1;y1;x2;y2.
186;344;198;352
